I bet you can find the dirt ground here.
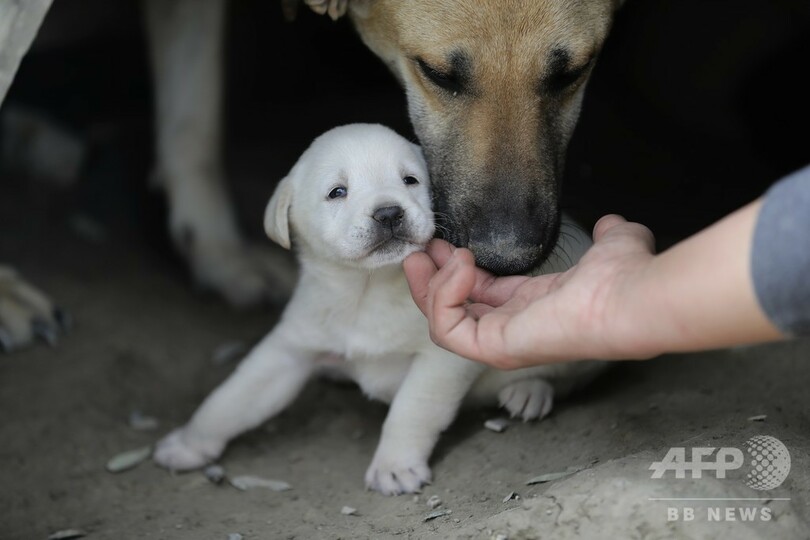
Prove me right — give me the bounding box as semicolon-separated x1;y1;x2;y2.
2;174;810;540
3;2;810;538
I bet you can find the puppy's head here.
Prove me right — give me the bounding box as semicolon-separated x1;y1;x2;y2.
265;124;434;269
343;0;620;275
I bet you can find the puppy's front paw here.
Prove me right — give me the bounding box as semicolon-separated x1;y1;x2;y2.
499;378;554;421
153;428;223;472
365;449;432;496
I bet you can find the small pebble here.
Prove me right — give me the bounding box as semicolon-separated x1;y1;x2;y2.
230;475;291;492
128;410;159;431
204;464;226;484
106;446;151;473
227;534;243;540
502;491;518;503
484;418;510;433
748;414;767;422
424;509;452;522
341;506;357;516
426;494;442;509
526;471;576;485
48;530;86;540
526;463;590;485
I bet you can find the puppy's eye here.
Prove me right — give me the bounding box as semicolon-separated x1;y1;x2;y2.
416;59;463;95
328;186;347;199
403;175;419;186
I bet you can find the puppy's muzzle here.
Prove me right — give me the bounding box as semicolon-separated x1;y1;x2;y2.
372;205;404;230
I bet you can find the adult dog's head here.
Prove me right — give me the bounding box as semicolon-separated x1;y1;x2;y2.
337;0;619;274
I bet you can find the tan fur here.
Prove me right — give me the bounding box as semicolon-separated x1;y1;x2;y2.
345;0;620;275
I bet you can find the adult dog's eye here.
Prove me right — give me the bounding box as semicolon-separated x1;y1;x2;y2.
543;52;593;94
544;64;589;93
416;59;462;95
403;175;419;186
328;186;347;199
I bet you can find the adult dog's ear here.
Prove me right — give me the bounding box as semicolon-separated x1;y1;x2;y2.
303;0;346;21
264;175;294;250
303;0;373;21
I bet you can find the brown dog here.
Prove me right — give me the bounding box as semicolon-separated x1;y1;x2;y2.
313;0;621;274
0;0;620;351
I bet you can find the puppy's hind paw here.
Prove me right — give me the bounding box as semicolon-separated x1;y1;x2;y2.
153;428;223;472
498;378;554;422
365;453;432;496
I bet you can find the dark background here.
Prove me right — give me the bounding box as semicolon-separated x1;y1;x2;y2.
4;0;809;254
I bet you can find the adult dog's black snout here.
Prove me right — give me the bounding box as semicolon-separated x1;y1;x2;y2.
372;205;404;228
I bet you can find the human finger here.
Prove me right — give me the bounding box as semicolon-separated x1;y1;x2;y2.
403;251;438;316
594;214;656;253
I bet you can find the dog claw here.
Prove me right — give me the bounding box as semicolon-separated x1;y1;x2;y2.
365;454;432;495
0;327;13;353
0;265;62;352
53;308;72;333
498;378;554;422
31;317;58;347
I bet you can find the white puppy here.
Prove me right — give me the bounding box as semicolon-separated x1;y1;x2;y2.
153;124;602;495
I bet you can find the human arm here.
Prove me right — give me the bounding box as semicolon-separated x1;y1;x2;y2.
404;199;788;369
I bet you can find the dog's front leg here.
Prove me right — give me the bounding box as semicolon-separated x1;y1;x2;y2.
365;352;485;495
154;329;315;471
143;0;296;307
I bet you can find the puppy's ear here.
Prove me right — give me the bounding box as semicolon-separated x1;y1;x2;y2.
264;175;294;250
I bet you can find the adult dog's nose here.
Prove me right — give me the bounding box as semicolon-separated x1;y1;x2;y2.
372;205;404;228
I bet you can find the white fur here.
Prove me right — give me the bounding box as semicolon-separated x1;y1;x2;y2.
143;0;296;307
154;124;603;495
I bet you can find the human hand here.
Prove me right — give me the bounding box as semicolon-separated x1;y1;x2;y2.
403;215;661;368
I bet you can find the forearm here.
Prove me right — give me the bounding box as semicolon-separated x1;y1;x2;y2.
631;200;784;357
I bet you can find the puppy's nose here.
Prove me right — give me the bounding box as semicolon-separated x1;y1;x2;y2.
372;205;404;228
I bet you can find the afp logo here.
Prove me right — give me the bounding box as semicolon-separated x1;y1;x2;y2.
649;436;791;490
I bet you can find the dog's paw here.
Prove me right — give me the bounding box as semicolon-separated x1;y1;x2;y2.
304;0;348;20
185;240;298;308
365;449;432;496
0;266;69;353
153;428;223;472
498;378;554;421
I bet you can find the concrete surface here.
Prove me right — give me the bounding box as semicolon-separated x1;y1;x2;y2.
2;175;809;540
2;1;809;538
